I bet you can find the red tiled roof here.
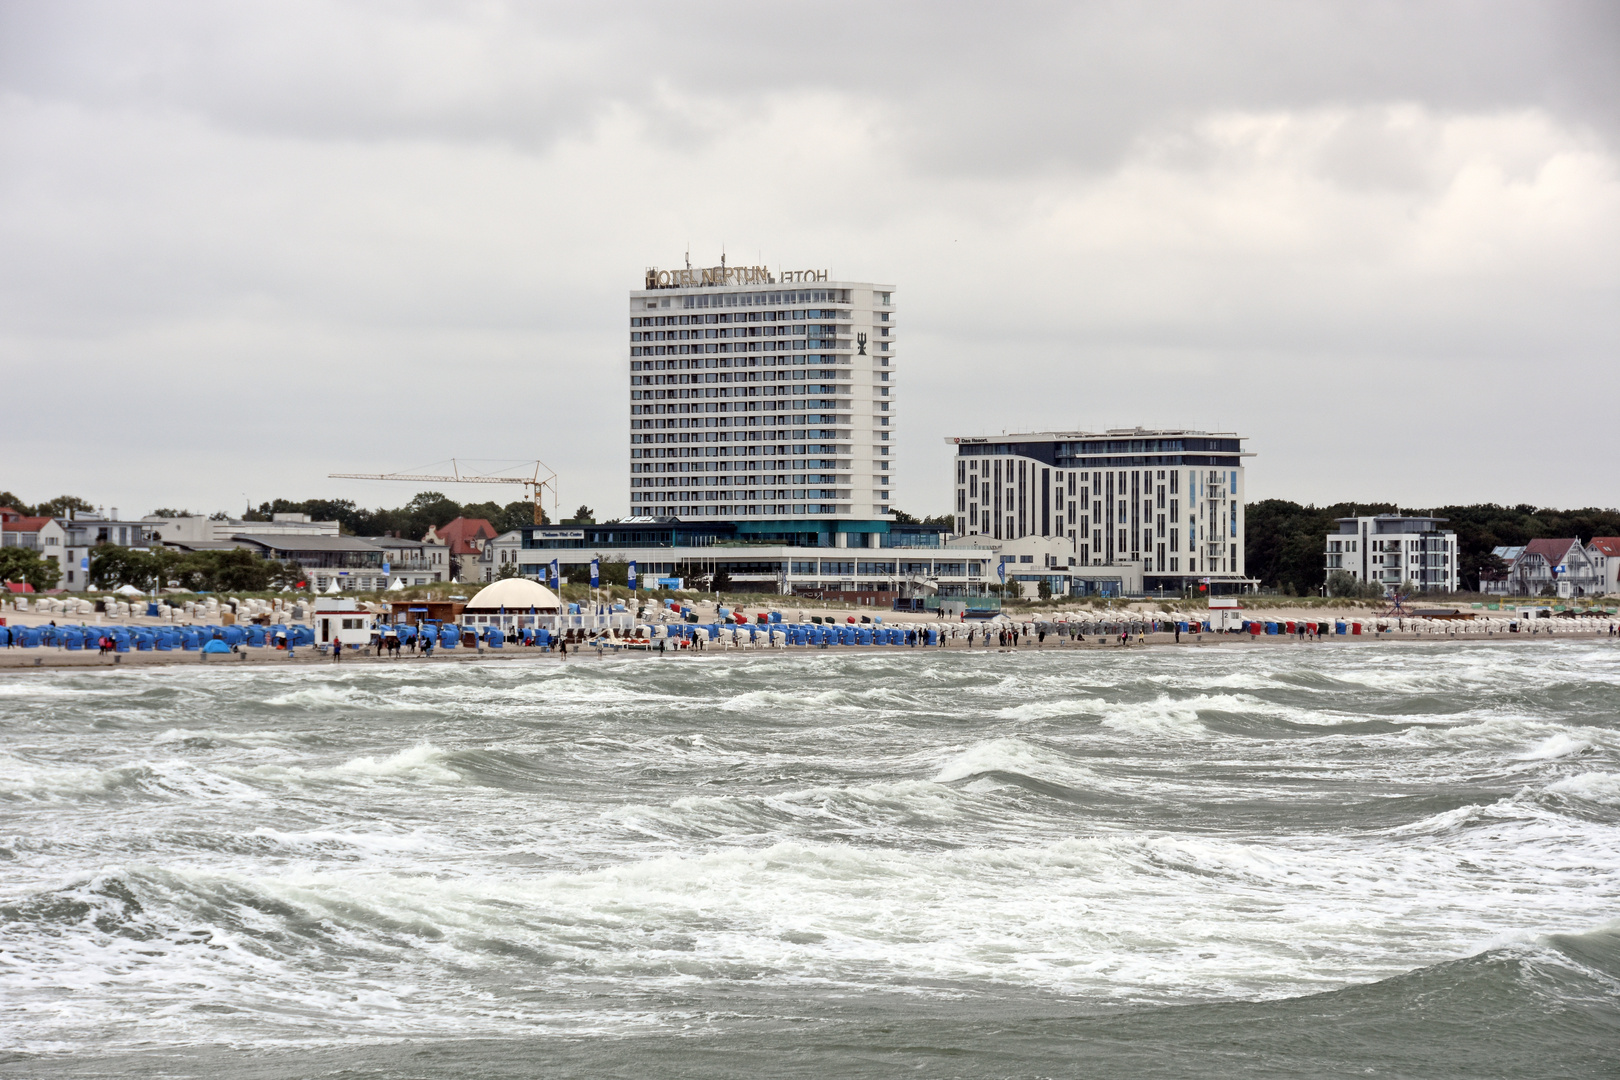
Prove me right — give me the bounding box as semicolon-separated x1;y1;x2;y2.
1587;537;1620;557
1522;538;1578;565
429;517;496;556
0;515;54;533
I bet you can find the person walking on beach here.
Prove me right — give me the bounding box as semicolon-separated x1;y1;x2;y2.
331;638;342;661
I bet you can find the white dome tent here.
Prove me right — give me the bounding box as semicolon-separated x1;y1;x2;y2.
459;577;635;641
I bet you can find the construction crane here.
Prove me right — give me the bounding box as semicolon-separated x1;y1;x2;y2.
328;460;560;525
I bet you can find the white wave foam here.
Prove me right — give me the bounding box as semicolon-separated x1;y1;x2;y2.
332;743;464;784
153;727;291;748
1547;771;1620;805
1096;693;1232;735
1516;733;1592;761
0;752;266;803
993;697;1108;722
717;688;864;712
932;737;1100;788
263;681;399;708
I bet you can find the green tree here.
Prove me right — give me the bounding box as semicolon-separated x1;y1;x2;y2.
1037;579;1053;600
563;504;596;525
149;508;193;518
891;510;955;531
1244;500;1397;593
90;546;154;590
460;498;541;534
0;547;62;591
0;492;33;515
34;495;95;519
494;560;524;580
1326;570;1384;599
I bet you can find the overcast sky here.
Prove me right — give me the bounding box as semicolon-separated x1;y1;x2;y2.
2;1;1616;522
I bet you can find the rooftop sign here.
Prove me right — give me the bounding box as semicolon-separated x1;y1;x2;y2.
644;266;829;289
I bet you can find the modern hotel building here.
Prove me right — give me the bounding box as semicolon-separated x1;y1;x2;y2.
627;264;896;547
949;429;1253;593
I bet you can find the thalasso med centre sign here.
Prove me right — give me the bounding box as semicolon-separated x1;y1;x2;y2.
644;266;830;289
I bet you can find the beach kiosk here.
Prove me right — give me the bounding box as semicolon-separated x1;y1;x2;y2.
314;598;376;650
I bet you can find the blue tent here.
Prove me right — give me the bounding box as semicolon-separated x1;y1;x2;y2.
201;639;231;654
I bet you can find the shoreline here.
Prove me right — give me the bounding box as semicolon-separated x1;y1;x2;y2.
2;628;1612;671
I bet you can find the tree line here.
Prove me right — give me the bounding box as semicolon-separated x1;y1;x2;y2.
1246;501;1620;595
244;492;555;537
0;492;96;519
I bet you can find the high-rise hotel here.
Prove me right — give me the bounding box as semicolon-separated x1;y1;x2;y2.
627;263;896;546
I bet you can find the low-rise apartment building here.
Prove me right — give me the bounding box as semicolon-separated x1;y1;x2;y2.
1324;515;1458;594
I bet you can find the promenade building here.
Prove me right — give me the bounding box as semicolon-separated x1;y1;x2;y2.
628;263;896;547
947;429;1252;594
1324;514;1459;593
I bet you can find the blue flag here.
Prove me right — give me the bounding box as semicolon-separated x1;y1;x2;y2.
997;559;1006;583
590;558;600;589
549;559;559;589
628;560;637;591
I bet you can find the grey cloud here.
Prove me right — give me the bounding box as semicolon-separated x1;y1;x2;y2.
3;1;1615;166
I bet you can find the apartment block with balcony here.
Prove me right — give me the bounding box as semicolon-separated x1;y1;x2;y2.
1325;515;1458;594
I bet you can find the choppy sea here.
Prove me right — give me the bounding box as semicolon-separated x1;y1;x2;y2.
1;640;1617;1078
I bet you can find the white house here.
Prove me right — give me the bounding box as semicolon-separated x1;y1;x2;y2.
1325;515;1458;594
1588;538;1620;596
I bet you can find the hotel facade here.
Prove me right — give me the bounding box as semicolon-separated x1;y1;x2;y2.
949;429;1253;594
627;264;896;547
